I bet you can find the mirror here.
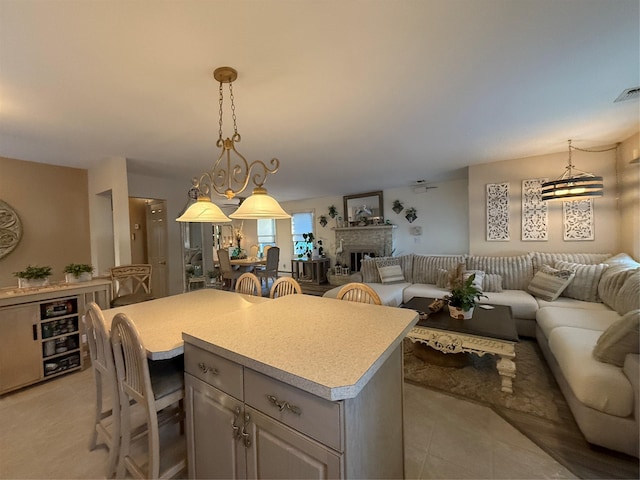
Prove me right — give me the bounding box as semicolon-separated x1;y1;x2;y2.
343;191;384;226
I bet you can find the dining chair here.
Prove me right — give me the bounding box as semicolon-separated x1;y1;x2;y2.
249;244;259;258
336;282;382;305
269;276;302;298
110;264;154;307
255;246;280;288
235;272;262;296
217;249;242;290
84;302;120;478
111;313;186;479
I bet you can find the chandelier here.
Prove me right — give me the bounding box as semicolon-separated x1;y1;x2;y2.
177;67;290;222
541;140;608;201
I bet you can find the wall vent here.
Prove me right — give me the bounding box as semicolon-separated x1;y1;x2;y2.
614;87;640;103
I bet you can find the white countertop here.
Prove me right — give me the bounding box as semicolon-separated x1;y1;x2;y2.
182;294;418;401
104;289;269;360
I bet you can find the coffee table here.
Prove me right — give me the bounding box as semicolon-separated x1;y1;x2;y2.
402;297;519;393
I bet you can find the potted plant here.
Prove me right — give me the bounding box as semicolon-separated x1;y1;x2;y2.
392;199;404;214
405;207;417;223
63;263;94;283
445;273;486;319
14;265;53;288
319;215;328;227
296;232;315;259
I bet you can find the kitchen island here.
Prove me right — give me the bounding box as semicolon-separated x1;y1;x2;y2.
182;294;418;479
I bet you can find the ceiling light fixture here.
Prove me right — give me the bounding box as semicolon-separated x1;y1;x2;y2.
541;140;614;201
177;66;290;222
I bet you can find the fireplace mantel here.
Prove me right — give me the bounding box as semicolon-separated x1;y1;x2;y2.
333;225;397;232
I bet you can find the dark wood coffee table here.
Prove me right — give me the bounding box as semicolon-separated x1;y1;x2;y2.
402;297;519;393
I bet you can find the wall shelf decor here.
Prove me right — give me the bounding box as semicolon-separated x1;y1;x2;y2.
392;200;404;214
0;199;23;260
319;215;328;228
486;182;510;241
522;178;548;241
563;199;594;241
405;207;417;223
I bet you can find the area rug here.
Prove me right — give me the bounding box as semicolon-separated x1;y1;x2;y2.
403;338;640;479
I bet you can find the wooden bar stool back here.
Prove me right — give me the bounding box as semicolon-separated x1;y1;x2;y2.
110;264;154;307
235;272;262;296
336;282;382;305
269;277;302;298
84;302;120;478
110;313;186;479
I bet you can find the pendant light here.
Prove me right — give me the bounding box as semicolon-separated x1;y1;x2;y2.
176;67;290;222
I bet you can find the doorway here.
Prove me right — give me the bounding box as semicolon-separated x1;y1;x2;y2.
129;197;169;298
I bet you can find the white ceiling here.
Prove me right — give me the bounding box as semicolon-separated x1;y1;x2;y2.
1;0;638;202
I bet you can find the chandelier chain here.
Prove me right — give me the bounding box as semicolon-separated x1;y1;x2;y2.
229;82;238;136
218;82;224;141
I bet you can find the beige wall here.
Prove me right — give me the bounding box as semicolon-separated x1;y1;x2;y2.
0;157;91;287
617;132;640;260
469;145;619;256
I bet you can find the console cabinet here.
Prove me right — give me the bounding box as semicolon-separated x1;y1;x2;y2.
0;280;111;395
185;342;404;479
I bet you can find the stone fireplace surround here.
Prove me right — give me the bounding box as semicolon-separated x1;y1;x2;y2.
334;225;397;273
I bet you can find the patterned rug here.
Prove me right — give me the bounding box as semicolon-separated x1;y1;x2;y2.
403;338;640;479
403;337;566;422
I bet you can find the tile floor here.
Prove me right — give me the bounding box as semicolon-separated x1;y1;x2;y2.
0;368;576;479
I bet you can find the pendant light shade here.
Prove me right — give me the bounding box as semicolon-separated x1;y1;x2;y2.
229;187;291;219
176;196;231;223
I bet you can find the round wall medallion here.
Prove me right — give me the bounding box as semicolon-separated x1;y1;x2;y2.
0;200;23;260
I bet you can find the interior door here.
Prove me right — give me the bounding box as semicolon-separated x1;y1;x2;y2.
146;200;168;298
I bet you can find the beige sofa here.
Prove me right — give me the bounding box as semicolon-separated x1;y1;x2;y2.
323;252;640;457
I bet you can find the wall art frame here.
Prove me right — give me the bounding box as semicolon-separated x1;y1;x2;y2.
521;178;548;241
563;198;594;241
0;199;23;260
486;182;510;241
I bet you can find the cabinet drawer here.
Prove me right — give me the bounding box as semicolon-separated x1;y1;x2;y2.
244;368;342;452
184;344;244;400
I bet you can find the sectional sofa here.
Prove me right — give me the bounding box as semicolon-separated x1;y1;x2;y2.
323;252;640;457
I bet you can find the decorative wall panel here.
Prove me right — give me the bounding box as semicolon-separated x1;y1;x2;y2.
486;183;510;241
0;199;22;260
521;178;548;241
563;199;594;241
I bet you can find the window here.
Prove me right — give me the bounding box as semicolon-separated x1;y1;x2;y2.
257;219;276;249
291;211;314;256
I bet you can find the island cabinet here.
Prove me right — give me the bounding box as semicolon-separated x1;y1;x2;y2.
185;343;403;479
0;279;111;395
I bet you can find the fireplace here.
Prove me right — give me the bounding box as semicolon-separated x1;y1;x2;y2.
334;225;396;273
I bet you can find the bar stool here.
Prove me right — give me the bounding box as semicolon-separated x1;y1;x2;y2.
235;272;262;296
336;282;382;305
110;313;186;479
269;277;302;298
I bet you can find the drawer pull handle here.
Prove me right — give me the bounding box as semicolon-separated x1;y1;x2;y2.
198;362;219;375
232;406;242;440
266;394;302;415
241;412;252;448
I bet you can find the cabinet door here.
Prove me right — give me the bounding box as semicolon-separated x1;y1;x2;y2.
245;406;342;479
185;374;247;479
0;304;41;393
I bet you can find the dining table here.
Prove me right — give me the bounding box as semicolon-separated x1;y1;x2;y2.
102;289;270;360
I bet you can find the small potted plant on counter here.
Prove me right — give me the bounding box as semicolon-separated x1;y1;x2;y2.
14;265;53;288
445;273;486;320
63;263;94;283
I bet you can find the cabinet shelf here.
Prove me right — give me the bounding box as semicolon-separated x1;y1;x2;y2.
43;347;81;361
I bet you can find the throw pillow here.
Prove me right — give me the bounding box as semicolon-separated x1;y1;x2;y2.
436;268;449;288
526;264;575;302
555;261;608;303
377;264;405;284
462;270;485;291
483;273;503;293
593;309;640;367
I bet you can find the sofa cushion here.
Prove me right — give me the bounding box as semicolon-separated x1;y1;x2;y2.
531;252;611;274
377;264;405;284
548;326;634;417
462;270;484;290
478;290;539;320
411;255;465;284
593;310;640;367
599;266;637;311
526;264;575;302
535;296;613;311
555;261;608;303
466;254;532;290
537;306;620;338
361;255;413;283
615;269;640;316
483;273;503;293
402;283;449;304
323;282;410;307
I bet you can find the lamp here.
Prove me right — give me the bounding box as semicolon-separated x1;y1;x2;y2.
541;140;605;201
176;66;290;222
